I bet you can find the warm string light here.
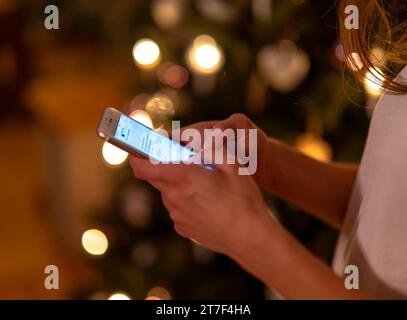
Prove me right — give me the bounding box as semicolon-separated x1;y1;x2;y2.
132;39;161;69
157;62;189;89
131;242;157;267
369;47;385;65
108;292;131;300
101;110;153;168
147;286;171;300
257;40;310;92
345;52;363;71
129;109;154;128
295;133;332;162
186;35;224;74
196;0;238;23
145;93;175;127
102;141;128;167
82;229;109;256
252;0;272;23
151;0;182;29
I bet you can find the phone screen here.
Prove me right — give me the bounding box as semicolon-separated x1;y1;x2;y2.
114;113;193;163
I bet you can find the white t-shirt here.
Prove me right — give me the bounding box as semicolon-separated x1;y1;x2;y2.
332;66;407;299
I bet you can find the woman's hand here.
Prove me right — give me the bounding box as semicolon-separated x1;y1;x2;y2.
171;114;269;184
130;155;274;257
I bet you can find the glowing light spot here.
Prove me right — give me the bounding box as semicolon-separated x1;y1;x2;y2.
346;52;363;71
364;67;385;96
129;109;154;128
102;141;128;166
295;133;332;162
151;0;181;29
147;286;171;300
195;45;220;69
132;39;161;68
82;229;108;256
334;44;346;62
370;47;386;64
186;35;223;74
157;63;189;88
108;292;131;300
145;94;175;123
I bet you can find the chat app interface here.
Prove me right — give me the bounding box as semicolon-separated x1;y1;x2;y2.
114;114;193;163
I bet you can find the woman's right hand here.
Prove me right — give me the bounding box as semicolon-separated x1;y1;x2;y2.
173;113;269;183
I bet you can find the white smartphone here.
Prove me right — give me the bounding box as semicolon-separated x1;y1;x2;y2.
96;107;212;168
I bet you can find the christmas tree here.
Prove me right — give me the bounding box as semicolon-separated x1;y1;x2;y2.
20;0;376;299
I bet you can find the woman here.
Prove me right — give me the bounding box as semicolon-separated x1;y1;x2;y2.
131;0;407;299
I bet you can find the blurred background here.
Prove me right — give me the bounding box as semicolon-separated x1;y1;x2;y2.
0;0;382;299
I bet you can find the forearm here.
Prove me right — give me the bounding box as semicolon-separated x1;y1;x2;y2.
257;138;358;229
230;217;374;299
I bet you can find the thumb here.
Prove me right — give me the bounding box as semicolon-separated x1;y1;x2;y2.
190;140;239;175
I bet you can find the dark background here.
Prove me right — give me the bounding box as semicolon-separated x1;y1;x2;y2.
0;0;374;299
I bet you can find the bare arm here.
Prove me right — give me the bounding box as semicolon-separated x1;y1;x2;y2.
230;216;374;299
177;115;358;229
257;138;358;230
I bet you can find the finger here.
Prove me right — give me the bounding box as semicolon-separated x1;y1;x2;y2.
213;114;258;138
169;120;219;146
169;120;219;138
215;149;240;175
130;156;183;183
190;136;240;175
131;155;210;185
161;192;179;211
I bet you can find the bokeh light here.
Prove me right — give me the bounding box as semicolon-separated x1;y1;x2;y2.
132;39;161;68
108;292;131;300
257;40;310;92
196;0;238;23
346;52;363;71
157;63;189;88
364;67;385;97
334;43;346;62
131;242;157;268
145;94;175;126
121;183;152;228
295;133;332;162
186;35;224;74
129;109;154;128
369;47;386;65
147;286;171;300
102;141;128;166
151;0;181;29
82;229;109;256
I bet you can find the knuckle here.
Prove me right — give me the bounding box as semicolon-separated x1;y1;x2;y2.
131;165;143;178
230;113;247;122
165;189;179;203
174;223;187;237
232;113;252;128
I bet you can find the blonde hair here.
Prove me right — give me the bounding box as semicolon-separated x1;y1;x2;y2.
339;0;407;93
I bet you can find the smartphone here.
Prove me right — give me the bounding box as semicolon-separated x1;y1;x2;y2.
96;107;212;168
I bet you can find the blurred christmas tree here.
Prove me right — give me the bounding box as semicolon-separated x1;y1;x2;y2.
32;0;374;299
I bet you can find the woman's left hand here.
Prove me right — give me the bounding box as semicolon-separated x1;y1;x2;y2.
130;156;273;257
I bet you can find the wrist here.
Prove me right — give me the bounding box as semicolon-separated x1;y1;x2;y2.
226;211;280;264
253;137;280;186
